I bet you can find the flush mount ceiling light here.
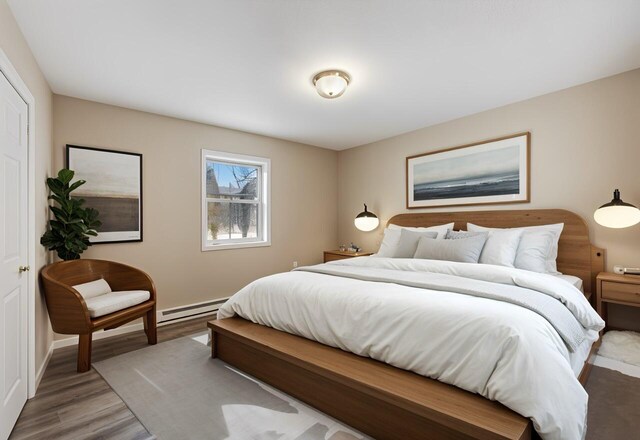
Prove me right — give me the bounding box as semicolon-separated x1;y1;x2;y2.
313;70;350;99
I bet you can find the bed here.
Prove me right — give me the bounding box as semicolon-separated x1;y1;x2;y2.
209;209;605;440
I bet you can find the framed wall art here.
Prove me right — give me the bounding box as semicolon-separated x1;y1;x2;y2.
406;132;530;209
66;144;143;243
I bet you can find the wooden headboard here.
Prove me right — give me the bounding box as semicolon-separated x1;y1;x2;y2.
387;209;605;297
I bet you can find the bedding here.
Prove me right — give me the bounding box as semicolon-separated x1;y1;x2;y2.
218;257;604;440
375;222;454;257
569;330;598;376
388;222;453;238
468;222;563;274
557;274;584;292
393;229;437;258
514;230;556;273
476;228;524;267
414;233;488;264
443;230;486;239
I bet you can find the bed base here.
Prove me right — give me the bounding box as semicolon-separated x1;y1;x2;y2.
209;317;548;440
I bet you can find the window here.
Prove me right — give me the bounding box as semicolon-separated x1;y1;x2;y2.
202;150;270;250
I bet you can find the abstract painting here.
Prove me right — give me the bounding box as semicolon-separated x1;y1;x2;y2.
406;133;530;208
66;145;143;243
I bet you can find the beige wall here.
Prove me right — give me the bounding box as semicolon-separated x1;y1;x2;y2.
0;1;53;375
53;95;338;339
338;68;640;328
6;0;639;359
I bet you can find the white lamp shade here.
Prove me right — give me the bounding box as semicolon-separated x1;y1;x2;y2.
594;189;640;228
354;204;379;231
354;216;380;232
313;71;350;99
594;205;640;228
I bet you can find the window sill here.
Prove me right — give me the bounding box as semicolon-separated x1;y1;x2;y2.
202;240;271;252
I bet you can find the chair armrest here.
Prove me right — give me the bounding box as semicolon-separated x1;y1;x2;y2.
105;263;157;302
40;271;92;334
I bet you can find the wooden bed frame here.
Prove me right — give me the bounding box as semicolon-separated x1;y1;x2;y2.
209;209;604;440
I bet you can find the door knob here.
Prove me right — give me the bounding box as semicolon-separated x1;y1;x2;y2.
18;265;30;273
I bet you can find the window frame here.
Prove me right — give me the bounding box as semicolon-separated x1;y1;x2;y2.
201;149;271;251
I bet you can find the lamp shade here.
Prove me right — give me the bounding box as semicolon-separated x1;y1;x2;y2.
354;204;379;232
594;189;640;228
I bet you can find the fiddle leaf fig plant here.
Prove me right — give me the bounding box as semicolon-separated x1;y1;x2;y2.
40;169;102;260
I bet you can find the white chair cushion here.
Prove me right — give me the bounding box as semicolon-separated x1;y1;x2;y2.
84;290;150;318
72;278;112;299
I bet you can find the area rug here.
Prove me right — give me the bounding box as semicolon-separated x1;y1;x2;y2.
585;365;640;440
597;330;640;366
93;335;369;440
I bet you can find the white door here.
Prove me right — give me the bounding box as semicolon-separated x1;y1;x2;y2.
0;71;29;440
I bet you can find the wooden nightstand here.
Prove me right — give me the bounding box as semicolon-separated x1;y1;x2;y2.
596;272;640;329
324;250;373;263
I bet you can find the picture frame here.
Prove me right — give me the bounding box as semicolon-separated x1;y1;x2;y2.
66;144;143;244
406;132;530;209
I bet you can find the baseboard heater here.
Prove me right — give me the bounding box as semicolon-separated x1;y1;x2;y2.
158;298;229;325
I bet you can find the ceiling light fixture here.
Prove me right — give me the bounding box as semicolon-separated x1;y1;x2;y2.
313;70;350;99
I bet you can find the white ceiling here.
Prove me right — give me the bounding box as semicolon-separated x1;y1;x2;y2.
8;1;640;150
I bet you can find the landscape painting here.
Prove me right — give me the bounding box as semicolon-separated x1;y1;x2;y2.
66;145;142;243
406;133;529;208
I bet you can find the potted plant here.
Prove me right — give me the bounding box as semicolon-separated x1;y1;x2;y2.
40;169;101;260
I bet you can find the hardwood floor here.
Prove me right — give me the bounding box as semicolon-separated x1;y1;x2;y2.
10;315;214;440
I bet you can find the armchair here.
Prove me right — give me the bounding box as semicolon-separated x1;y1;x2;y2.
40;259;157;372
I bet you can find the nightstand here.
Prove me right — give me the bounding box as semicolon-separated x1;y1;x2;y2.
596;272;640;329
324;250;373;263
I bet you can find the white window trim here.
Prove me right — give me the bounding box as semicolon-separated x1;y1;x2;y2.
201;149;271;251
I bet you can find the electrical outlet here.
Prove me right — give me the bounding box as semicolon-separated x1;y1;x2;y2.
292;261;298;268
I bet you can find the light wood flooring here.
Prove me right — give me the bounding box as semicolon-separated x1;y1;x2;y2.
10;315;214;440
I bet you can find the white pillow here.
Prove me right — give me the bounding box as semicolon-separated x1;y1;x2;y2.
414;233;488;263
72;278;112;299
467;222;564;274
375;222;454;257
477;229;523;267
375;228;402;257
514;230;556;273
388;222;454;239
393;230;438;258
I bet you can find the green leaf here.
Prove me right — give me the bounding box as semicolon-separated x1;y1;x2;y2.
49;206;68;220
57;169;74;185
48;194;65;205
67;180;86;194
46;177;64;195
49;220;65;231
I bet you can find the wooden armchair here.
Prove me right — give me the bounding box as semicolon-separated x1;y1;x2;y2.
41;259;157;372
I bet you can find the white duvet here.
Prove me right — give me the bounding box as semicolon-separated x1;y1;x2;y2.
218;257;605;440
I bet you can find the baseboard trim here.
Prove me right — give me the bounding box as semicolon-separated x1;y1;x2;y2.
52;307;220;350
33;343;54;397
53;322;145;349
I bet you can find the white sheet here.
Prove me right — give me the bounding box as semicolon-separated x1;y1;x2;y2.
219;258;604;440
556;274;584;292
569;330;598;376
